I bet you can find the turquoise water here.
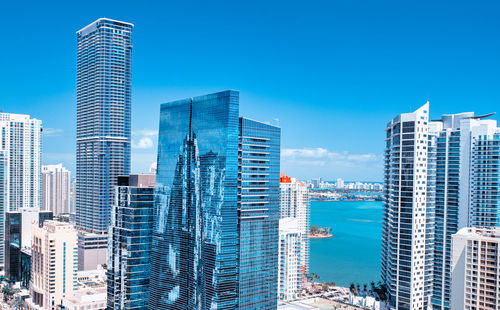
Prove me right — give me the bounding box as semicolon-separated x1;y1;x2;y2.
310;200;383;287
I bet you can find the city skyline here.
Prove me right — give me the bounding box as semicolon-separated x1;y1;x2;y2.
1;0;499;181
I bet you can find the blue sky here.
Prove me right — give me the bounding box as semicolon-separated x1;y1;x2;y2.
1;0;499;181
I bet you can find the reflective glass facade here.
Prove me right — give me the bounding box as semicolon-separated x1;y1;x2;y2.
149;91;240;310
238;118;280;309
76;18;133;233
471;133;500;226
107;175;155;310
431;130;460;309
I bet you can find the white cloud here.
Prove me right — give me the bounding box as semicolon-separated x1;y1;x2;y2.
282;147;379;163
132;129;157;137
43;128;64;136
132;137;154;149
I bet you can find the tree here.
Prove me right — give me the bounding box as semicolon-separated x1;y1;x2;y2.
2;285;20;302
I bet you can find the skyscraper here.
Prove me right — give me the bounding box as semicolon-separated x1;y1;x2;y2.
238;117;280;309
278;217;303;301
149;90;240;310
280;173;310;279
430;112;499;309
107;174;155;310
382;104;500;310
76;18;133;269
381;103;433;310
41;164;71;216
149;90;280;310
0;112;42;274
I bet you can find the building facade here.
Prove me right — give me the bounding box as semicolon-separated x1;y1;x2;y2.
278;218;303;301
0;113;42;273
5;209;53;283
149;90;280;310
451;227;500;310
382;104;500;310
41;164;71;216
107;174;155;310
430;113;499;309
76;18;133;270
280;173;309;281
27;221;78;310
238;117;280;309
381;103;433;310
149;91;240;309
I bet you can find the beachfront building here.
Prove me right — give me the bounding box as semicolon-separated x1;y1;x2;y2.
149;90;281;310
381;103;434;310
76;18;133;270
451;227;500;310
107;174;155;310
278;218;303;301
430;112;499;309
41;164;71;216
382;103;500;310
27;221;78;310
280;173;309;283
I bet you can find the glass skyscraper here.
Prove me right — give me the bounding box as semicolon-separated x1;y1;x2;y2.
76;18;133;269
149;90;280;310
238;118;280;309
107;174;155;310
149;91;240;310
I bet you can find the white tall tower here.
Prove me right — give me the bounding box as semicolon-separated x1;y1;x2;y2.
381;103;433;310
280;173;310;285
0;112;41;274
0;112;42;211
41;164;71;216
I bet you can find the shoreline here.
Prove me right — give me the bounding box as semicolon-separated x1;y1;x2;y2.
310;234;333;239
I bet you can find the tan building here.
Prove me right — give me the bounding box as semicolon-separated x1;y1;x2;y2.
451;227;500;310
26;220;78;310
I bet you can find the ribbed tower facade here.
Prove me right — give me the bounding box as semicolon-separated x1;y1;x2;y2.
75;18;132;269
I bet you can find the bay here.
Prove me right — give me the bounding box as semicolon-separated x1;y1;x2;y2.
309;200;383;287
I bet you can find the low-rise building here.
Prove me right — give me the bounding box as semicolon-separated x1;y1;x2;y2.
451;227;500;310
26;221;77;310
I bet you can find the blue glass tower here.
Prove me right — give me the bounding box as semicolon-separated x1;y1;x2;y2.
149;91;240;310
149;91;281;310
238;118;280;309
107;174;155;310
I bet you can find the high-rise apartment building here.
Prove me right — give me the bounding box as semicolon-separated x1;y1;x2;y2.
0;113;42;273
430;112;499;309
107;174;155;310
280;173;309;279
451;227;500;310
278;218;303;301
41;164;71;216
149;90;280;310
381;103;433;310
26;221;78;310
76;18;133;270
0;112;42;211
382;104;500;310
238;117;280;309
